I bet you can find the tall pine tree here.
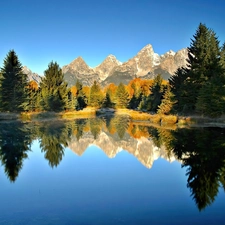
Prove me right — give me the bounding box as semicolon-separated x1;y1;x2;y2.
89;81;104;108
147;74;165;113
157;85;176;115
75;80;87;110
169;67;188;112
115;83;129;108
171;23;225;115
0;50;28;112
40;62;68;111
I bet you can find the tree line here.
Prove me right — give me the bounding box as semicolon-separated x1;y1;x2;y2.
0;23;225;117
0;51;168;113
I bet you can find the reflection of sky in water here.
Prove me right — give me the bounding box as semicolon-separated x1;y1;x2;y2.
0;140;225;224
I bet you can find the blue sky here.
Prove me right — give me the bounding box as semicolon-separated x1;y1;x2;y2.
0;0;224;75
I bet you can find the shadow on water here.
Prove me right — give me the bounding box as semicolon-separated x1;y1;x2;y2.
0;117;225;210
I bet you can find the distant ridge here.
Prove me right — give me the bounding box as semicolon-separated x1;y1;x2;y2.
23;44;188;87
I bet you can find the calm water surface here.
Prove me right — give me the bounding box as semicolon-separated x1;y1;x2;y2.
0;117;224;224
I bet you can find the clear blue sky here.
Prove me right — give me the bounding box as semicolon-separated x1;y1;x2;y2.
0;0;224;75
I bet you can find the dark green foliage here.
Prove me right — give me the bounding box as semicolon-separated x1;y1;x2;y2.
169;68;189;112
26;88;40;111
0;50;28;112
221;42;225;68
170;127;225;211
115;83;129;108
103;91;115;108
38;122;70;168
40;62;68;111
144;74;165;113
0;122;32;182
89;81;104;108
171;23;225;116
76;80;87;110
24;82;42;112
196;78;225;117
66;90;78;111
129;82;143;109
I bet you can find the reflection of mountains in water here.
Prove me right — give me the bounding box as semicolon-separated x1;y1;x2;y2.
68;130;176;169
2;118;225;210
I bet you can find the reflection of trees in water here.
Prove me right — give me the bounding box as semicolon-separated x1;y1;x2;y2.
170;127;225;211
0;118;225;212
137;125;225;210
89;118;104;139
38;122;70;168
0;122;32;182
73;119;87;141
146;126;175;160
107;116;130;139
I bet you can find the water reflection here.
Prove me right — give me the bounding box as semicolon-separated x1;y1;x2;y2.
170;128;225;210
0;122;32;182
38;122;71;167
0;117;225;211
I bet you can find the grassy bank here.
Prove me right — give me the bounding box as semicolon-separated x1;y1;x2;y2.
1;108;225;127
100;109;225;127
114;109;178;125
20;107;96;121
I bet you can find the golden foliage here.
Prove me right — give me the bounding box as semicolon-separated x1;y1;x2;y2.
160;115;178;124
70;86;77;96
28;80;38;90
82;86;90;97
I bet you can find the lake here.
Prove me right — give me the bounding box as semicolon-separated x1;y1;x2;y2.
0;116;225;225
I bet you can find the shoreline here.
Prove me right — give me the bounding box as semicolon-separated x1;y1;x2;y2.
0;109;225;127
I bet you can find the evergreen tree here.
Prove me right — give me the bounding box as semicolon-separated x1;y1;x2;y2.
171;23;225;115
157;85;176;115
185;24;223;112
169;68;188;112
103;91;114;108
40;62;68;111
23;80;41;112
103;83;117;108
196;79;225;117
0;50;28;112
129;82;143;109
147;74;165;113
76;80;87;110
89;81;104;108
221;42;225;69
66;89;78;111
115;83;129;108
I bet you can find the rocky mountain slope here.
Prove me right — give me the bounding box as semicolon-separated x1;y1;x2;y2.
22;66;41;83
23;44;188;87
62;44;188;87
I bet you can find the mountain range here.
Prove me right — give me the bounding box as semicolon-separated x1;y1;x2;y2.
23;44;188;87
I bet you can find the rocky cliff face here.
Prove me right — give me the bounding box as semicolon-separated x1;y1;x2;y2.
62;57;100;86
24;44;188;87
68;130;177;169
62;44;188;87
22;66;41;84
94;54;122;81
